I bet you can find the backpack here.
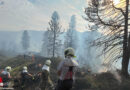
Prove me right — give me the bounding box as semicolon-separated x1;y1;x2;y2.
0;77;3;87
41;70;49;81
21;72;32;86
21;72;31;81
64;66;74;80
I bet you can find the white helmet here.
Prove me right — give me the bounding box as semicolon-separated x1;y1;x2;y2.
64;47;76;57
45;60;51;66
5;66;11;71
23;66;27;70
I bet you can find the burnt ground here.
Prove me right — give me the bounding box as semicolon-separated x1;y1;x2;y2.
0;55;130;90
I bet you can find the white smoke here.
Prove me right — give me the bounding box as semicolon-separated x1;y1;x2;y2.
74;30;104;73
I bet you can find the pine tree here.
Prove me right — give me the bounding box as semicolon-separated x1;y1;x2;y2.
47;11;62;58
41;31;50;57
64;15;78;49
21;30;30;54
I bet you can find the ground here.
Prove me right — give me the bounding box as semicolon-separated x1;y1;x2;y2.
0;55;130;90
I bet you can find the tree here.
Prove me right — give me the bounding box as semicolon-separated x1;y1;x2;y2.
21;30;30;53
41;31;52;57
85;0;130;76
47;11;62;58
41;31;50;57
64;15;78;49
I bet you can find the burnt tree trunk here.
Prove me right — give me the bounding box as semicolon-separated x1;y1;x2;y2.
52;25;56;58
128;33;130;59
128;34;130;63
121;0;129;77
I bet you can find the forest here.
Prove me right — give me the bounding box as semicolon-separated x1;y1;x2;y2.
0;0;130;90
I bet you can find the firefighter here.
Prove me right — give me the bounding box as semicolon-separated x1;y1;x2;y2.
1;66;12;88
55;47;79;90
20;66;33;89
40;60;53;90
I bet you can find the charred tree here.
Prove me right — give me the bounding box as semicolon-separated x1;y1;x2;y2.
47;11;62;58
85;0;130;77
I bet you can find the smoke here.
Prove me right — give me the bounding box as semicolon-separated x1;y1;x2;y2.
111;70;122;83
74;30;104;73
0;30;124;74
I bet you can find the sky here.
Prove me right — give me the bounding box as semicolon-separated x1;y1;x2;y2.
0;0;87;32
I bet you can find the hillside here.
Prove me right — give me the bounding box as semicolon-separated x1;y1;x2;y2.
0;55;130;90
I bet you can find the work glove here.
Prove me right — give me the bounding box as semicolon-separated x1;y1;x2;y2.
32;77;35;80
51;84;54;89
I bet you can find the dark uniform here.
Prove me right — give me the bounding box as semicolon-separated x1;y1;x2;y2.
20;71;32;89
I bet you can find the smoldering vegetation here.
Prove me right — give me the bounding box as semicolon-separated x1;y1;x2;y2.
0;55;130;90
